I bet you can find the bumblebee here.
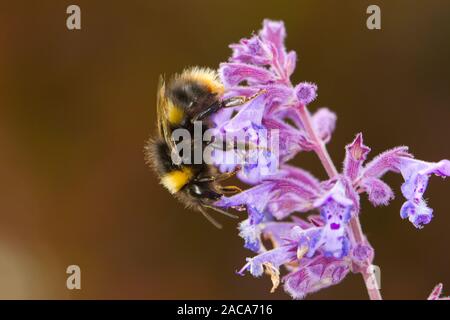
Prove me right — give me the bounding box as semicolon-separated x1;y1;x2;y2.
145;67;260;228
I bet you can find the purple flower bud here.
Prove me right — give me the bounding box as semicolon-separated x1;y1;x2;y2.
294;82;318;105
428;283;450;300
343;133;371;181
259;19;287;62
285;51;297;78
362;177;394;207
312;108;337;144
350;242;374;273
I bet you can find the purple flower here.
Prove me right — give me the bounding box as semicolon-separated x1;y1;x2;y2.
234;179;355;298
211;95;281;184
343;133;371;181
216;169;321;222
398;158;450;228
400;201;433;229
215;181;274;224
238;219;263;252
342;134;405;208
309;180;353;259
237;217;352;297
213;19;337;186
345;134;450;228
211;19;450;299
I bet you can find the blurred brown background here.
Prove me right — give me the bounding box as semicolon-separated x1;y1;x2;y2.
0;0;449;299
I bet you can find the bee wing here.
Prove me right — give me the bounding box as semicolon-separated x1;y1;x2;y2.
156;75;167;138
156;75;176;150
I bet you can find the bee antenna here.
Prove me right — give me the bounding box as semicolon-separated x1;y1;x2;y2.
204;205;238;219
199;207;222;229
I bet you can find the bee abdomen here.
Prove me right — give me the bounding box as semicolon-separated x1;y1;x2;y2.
160;166;193;194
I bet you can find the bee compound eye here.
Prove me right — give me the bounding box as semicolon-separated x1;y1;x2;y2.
189;184;203;197
189;184;222;201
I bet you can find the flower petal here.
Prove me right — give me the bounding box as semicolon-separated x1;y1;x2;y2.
283;256;350;299
259;19;287;63
241;244;297;277
219;62;275;87
361;146;412;179
314;180;354;208
230;36;272;66
400;200;433;229
215;182;273;213
285;51;297;78
312;108;337;144
239;219;262;252
277;165;321;191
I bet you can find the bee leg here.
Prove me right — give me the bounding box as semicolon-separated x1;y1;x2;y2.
210;137;268;153
208;139;269;171
215;166;243;181
235;140;269;152
219;185;243;194
191;89;267;123
214;166;241;182
193;176;215;183
194;166;241;183
222;89;267;108
191;100;221;122
198;206;222;229
203;204;238;219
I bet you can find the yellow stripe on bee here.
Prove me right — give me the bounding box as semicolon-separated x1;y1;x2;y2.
161;167;193;194
167;100;184;125
181;67;224;95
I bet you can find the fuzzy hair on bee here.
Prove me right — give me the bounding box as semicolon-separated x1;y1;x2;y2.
145;67;262;228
